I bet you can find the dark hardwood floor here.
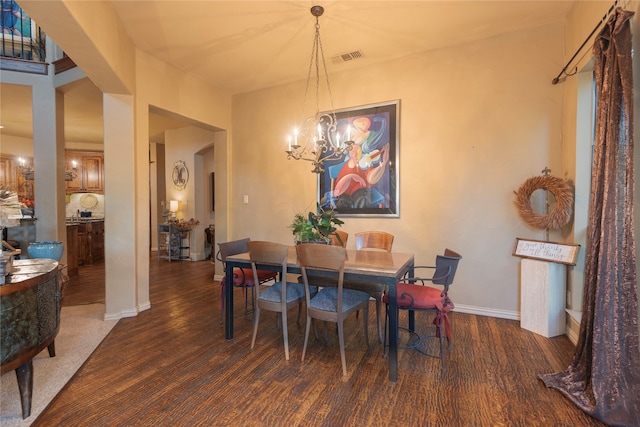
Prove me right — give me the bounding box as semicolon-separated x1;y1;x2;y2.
41;254;606;426
62;262;105;307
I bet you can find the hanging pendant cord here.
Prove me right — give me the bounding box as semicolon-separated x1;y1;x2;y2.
552;1;618;85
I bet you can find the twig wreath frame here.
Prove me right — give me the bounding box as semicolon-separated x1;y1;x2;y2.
514;175;573;230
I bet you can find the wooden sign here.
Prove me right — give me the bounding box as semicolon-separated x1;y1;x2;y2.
512;238;580;265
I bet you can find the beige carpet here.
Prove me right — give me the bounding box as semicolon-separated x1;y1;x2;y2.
1;304;117;426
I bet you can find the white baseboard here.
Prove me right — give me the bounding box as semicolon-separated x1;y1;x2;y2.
104;307;139;321
565;309;582;345
453;303;520;320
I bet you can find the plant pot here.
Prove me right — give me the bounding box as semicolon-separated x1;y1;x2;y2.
295;239;331;245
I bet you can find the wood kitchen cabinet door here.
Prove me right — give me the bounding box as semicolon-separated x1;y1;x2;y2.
66;151;104;194
0;154;33;201
0;156;16;189
90;221;104;263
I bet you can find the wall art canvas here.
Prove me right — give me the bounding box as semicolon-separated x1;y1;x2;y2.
318;100;399;217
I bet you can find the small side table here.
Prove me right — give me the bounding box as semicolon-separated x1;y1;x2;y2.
158;224;190;261
520;258;566;337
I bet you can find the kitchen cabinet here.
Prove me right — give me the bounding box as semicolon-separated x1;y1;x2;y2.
65;151;104;194
77;220;104;265
66;224;79;276
0;155;33;201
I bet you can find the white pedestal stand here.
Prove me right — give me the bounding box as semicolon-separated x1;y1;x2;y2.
520;258;566;337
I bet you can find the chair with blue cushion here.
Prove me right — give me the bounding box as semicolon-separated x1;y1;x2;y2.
217;238;277;324
383;249;461;372
297;243;370;376
248;241;314;361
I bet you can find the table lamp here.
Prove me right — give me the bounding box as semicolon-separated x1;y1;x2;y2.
169;200;179;220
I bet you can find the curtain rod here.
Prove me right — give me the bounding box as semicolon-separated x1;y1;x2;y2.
552;1;619;85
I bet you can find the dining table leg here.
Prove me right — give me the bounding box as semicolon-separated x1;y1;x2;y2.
387;280;398;382
388;265;414;382
224;261;234;340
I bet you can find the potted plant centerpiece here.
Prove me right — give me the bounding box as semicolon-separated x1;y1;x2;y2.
290;204;344;245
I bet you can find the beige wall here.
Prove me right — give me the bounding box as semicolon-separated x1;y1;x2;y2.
164;126;216;261
232;23;565;317
12;1;638;325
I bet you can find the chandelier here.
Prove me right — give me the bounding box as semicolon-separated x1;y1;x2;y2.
18;158;34;181
286;5;353;174
18;158;78;181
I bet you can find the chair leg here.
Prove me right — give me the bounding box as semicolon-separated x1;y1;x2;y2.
375;295;382;343
383;304;390;357
438;321;446;372
251;306;261;350
282;311;290;360
337;320;347;376
250;288;255;323
302;315;312;362
363;307;370;349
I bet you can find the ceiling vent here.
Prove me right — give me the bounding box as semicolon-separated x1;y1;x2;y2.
331;50;364;64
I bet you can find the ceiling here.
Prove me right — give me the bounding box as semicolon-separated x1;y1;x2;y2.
0;0;575;146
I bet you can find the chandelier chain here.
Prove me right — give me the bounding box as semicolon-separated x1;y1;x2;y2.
317;20;336;117
286;5;354;174
301;19;317;125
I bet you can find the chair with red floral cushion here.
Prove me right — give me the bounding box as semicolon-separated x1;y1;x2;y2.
217;238;277;324
383;249;461;372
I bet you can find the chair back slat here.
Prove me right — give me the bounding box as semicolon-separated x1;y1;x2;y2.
297;243;347;313
355;231;394;252
217;238;251;262
432;250;461;287
247;241;288;267
296;243;346;271
330;230;348;248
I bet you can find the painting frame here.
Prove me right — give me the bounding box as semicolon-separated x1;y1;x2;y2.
317;100;399;217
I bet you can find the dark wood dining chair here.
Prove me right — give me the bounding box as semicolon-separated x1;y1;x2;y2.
383;248;461;371
297;243;370;376
216;238;277;324
248;241;315;361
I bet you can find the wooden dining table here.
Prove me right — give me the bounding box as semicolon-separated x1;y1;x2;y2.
224;246;415;382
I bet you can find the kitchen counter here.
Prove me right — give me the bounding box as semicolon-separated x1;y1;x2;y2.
65;217;105;225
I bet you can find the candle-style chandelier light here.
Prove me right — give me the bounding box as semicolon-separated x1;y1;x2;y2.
18;158;78;181
286;5;354;174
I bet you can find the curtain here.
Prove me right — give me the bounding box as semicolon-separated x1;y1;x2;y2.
538;8;640;427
